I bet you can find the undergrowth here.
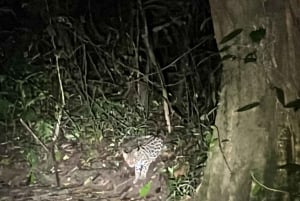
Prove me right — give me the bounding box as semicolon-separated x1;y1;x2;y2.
0;0;220;199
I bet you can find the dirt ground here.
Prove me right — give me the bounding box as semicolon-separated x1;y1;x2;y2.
0;139;175;201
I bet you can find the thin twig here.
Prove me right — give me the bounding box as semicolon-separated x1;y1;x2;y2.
212;125;232;173
250;172;289;195
114;178;133;190
53;54;65;142
20;118;50;153
162;36;212;71
138;0;172;133
51;54;66;187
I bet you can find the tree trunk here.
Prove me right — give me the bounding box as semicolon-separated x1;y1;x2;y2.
195;0;300;200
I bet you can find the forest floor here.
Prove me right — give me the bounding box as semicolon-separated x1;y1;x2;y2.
0;137;182;201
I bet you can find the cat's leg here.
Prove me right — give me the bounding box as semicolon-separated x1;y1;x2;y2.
133;161;143;184
140;161;150;180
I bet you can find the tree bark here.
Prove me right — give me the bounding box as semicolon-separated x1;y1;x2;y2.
195;0;300;200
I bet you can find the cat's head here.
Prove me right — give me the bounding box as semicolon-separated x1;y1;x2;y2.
122;149;137;167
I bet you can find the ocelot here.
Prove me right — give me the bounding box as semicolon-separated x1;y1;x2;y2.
121;135;163;184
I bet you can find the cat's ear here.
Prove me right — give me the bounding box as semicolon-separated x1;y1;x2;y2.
122;150;128;158
122;147;131;153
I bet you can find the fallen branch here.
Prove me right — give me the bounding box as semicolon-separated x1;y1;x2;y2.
19;118;50;153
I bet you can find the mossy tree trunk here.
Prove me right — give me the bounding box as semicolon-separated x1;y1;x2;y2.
195;0;300;200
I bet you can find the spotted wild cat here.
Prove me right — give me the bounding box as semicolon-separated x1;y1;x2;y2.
122;135;163;184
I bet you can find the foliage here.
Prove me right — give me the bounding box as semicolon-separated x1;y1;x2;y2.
219;28;243;44
249;27;266;43
139;181;152;198
0;0;220;199
236;102;260;112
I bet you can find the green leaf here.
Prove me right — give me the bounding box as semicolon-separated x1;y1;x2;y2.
139;181;152;198
222;54;236;61
65;131;79;141
29;173;37;184
244;57;256;63
244;51;257;63
236;102;260;112
285;99;300;110
249;28;266;43
273;87;285;106
219;45;231;52
204;131;213;144
55;150;62;161
220;28;243;44
26;150;38;166
250;182;261;196
34;120;53;142
22;108;38;121
209;138;218;149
